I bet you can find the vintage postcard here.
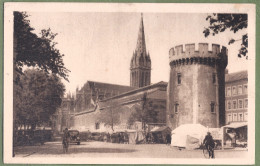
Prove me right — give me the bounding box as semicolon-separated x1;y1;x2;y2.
3;2;255;164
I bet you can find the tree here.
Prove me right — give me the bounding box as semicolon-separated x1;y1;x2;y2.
203;14;248;58
127;93;158;131
14;11;70;83
97;101;121;131
14;69;65;130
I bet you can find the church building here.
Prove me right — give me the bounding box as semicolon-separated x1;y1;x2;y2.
55;14;167;132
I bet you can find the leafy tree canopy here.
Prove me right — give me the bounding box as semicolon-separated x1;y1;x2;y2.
14;69;65;129
203;14;248;58
14;11;70;82
97;101;121;131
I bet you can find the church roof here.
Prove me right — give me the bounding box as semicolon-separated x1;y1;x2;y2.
100;81;168;102
82;81;136;93
225;70;248;83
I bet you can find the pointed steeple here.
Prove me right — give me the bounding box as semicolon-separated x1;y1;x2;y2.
136;13;146;55
130;13;151;88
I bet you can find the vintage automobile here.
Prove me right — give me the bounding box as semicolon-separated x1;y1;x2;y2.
68;130;81;145
90;132;104;141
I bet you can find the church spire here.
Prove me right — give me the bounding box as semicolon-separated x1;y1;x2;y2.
136;13;146;54
130;13;151;88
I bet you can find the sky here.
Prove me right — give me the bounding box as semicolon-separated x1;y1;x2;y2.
27;12;248;93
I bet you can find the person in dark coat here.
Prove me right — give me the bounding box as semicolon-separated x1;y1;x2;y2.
166;133;171;145
62;128;70;153
203;132;215;158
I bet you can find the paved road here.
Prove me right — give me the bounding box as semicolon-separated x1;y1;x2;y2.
14;141;247;158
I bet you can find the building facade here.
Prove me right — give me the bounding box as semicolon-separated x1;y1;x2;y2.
70;82;167;132
167;43;228;129
225;71;248;124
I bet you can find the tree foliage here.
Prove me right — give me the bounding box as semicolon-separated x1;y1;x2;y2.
14;11;70;83
203;14;248;58
127;93;158;130
97;101;121;131
14;69;65;129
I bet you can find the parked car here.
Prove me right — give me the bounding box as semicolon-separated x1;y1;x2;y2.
68;130;81;145
90;132;103;141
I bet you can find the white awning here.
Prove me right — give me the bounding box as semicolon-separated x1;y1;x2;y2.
224;122;247;129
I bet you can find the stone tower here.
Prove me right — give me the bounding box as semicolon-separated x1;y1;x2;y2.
167;43;228;129
130;14;151;88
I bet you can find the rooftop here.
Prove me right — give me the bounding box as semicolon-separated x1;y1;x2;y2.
225;70;248;83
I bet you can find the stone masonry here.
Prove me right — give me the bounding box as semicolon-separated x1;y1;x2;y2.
167;43;228;129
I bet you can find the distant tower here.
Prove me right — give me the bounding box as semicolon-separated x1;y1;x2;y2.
130;14;151;88
167;43;228;129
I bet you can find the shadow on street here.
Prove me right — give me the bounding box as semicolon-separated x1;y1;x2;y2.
14;143;137;156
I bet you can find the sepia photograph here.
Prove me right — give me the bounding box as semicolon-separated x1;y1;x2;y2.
3;3;255;164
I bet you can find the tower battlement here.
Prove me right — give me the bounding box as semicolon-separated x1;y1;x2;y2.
169;43;228;64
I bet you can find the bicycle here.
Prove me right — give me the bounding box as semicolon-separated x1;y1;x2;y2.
202;144;215;159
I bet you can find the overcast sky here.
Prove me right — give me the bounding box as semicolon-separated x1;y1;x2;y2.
27;12;248;93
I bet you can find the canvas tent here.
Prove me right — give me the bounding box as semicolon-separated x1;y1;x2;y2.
128;131;145;144
171;124;208;150
150;126;172;143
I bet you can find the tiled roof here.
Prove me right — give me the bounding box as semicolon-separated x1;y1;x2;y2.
225;70;248;83
100;81;168;102
81;81;137;94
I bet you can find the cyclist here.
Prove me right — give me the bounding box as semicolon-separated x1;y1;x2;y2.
62;128;70;153
203;132;215;158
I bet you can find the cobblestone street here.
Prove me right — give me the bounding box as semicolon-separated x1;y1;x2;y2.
14;141;248;158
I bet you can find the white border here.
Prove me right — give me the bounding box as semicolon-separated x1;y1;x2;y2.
4;2;256;164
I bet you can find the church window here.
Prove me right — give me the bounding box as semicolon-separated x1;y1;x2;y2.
177;73;181;85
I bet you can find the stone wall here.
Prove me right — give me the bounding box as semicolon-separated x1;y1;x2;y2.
167;43;227;129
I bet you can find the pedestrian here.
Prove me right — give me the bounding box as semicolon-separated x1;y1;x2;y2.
166;133;171;145
203;132;215;158
62;128;70;153
107;132;110;142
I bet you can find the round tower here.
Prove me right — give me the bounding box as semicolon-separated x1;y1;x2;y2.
130;14;151;88
166;43;228;129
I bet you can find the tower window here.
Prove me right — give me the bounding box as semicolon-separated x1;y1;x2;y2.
175;103;179;113
210;102;215;113
177;73;181;85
